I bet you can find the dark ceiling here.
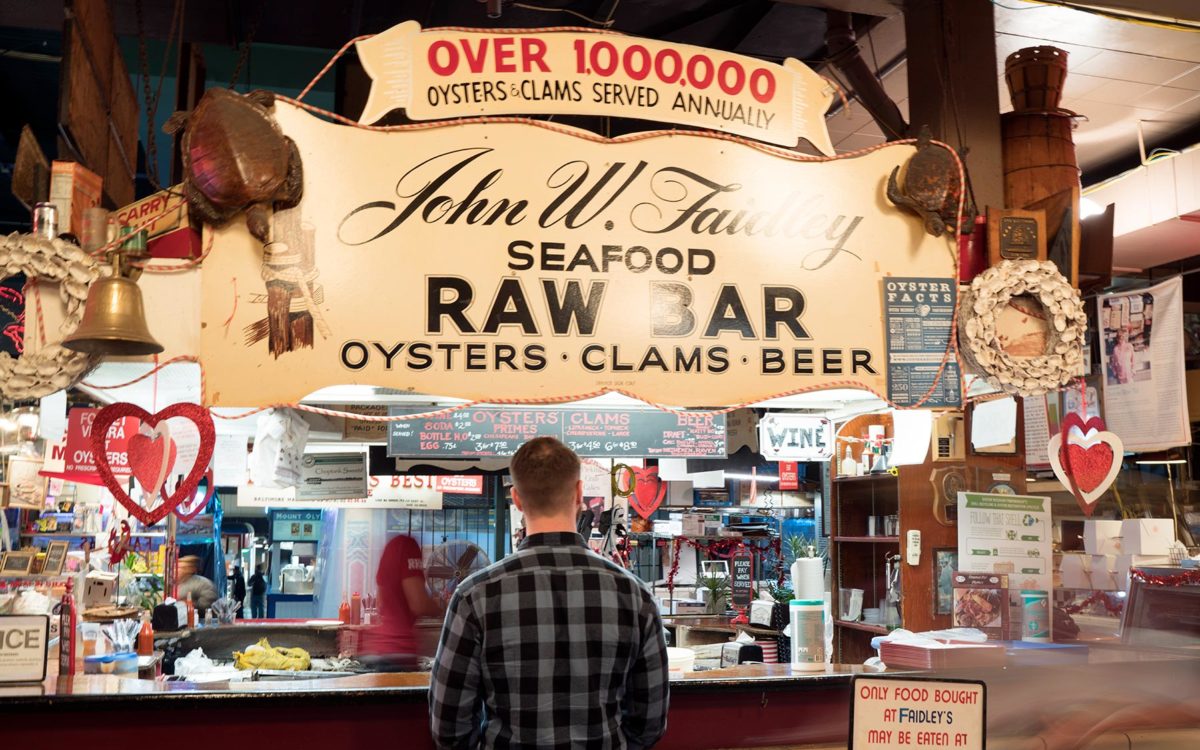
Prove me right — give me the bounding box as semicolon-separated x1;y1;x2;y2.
0;0;852;231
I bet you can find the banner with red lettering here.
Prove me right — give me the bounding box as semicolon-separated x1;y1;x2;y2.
236;475;482;509
355;22;835;153
41;408;137;485
778;461;799;491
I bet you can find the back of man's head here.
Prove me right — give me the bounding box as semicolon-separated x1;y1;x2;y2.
510;437;581;518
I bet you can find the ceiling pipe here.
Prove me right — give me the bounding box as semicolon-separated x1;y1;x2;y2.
823;11;908;141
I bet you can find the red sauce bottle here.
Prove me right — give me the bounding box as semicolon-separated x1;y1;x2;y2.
350;592;362;625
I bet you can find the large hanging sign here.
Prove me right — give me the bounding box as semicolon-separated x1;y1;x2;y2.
356;22;835;153
200;102;955;408
757;414;833;461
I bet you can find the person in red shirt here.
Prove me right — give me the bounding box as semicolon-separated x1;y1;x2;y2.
361;534;443;671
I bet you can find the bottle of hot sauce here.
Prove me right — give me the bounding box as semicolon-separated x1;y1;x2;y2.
350;592;362;626
338;599;350;624
137;614;155;657
59;579;77;676
185;593;196;629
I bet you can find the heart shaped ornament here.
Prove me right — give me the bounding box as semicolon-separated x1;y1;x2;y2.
628;466;667;520
91;403;215;526
1048;428;1123;516
164;468;216;522
129;423;178;499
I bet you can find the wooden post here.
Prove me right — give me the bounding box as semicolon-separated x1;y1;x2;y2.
904;0;1005;212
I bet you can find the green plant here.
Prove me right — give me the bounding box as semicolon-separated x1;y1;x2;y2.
123;554;164;611
696;573;731;615
766;581;793;603
784;534;824;563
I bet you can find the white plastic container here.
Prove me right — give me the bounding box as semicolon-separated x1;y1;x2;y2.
789;599;825;671
666;647;695;676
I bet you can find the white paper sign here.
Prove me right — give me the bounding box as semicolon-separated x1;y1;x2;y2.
37;390;67;441
970;396;1017;450
239;474;444;510
758;414;833;460
888;409;931;467
0;615;49;684
958;492;1052;596
212;435;249;487
296;452;369;502
851;676;984;750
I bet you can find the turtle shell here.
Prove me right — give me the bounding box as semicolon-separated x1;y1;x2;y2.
184;89;290;208
902;146;957;210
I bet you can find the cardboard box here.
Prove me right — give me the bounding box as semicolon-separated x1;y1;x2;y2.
1083;519;1124;555
653;519;682;536
114;184;202;259
1114;554;1171;591
1120;519;1175;555
49;160;102;235
1060;554;1117;589
672;599;707;615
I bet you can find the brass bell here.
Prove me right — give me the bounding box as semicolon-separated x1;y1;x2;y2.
63;229;163;356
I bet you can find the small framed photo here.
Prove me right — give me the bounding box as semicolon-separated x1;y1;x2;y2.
0;551;36;576
42;541;69;577
933;548;958;616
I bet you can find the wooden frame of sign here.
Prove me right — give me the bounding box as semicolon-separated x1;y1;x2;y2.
987;207;1046;267
0;551;36;576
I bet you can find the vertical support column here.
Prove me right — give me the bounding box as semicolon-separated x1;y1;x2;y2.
492;475;509;560
904;0;1005;212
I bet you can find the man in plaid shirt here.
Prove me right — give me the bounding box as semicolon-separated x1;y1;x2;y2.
430;437;670;749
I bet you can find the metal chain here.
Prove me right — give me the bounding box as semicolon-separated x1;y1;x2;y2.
135;0;184;192
228;0;267;90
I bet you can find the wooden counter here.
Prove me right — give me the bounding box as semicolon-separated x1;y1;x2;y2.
4;655;1198;749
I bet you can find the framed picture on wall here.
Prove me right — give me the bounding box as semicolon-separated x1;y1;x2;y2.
42;541;69;577
934;548;958;616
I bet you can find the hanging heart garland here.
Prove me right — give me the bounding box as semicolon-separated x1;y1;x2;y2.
1047;412;1123;516
91;402;216;527
628;465;667;520
164;467;216;522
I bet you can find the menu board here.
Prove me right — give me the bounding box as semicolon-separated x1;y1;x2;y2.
883;278;961;408
387;407;726;458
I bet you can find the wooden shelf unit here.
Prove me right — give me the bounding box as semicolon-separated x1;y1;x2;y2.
829;408;1028;663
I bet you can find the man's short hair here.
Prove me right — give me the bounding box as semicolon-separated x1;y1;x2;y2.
510;437;580;517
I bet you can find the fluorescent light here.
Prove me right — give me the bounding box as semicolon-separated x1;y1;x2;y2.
1135;459;1186;465
723;474;779;483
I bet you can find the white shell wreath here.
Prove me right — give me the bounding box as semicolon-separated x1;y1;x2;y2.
960;259;1087;397
0;233;100;399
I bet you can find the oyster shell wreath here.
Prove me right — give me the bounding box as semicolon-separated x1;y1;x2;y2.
959;259;1087;397
0;233;100;399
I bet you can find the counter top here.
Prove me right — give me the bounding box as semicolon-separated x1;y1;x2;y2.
0;663;880;706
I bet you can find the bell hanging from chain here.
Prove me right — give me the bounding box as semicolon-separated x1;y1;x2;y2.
63;228;164;356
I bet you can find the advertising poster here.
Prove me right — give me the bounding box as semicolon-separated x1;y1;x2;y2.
882;278;961;408
957;491;1052;638
1098;276;1190;451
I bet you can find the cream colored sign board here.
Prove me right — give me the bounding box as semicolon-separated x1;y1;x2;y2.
200;102;955;408
357;22;835;153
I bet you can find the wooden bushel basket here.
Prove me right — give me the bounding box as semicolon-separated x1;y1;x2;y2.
1005;46;1069;112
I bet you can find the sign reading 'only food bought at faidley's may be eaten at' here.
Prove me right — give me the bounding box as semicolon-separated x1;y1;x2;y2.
199;37;956;409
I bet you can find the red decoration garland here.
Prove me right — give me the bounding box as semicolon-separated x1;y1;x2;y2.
665;536;783;595
1061;589;1124;617
1130;567;1200;587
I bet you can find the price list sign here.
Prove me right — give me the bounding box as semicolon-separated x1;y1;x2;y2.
882;278;961;408
851;676;985;750
388;406;726;458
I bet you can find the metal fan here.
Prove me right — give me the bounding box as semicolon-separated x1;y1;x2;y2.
425;540;490;601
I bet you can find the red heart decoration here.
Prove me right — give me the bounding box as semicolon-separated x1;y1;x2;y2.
108;520;132;565
129;429;178;499
91;403;215;527
1064;442;1115;494
1059;412;1106;440
628;466;667;520
165;468;215;522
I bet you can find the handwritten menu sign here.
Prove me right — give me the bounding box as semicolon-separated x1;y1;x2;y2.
851;676;985;750
731;553;754;608
387;406;726;458
883;278;961;408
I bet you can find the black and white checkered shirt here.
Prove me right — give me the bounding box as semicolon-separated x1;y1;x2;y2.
429;532;669;749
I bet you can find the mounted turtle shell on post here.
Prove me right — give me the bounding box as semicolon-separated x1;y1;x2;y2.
886;126;974;238
164;89;303;243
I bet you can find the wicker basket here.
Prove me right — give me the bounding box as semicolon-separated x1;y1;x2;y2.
1005;46;1069;112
